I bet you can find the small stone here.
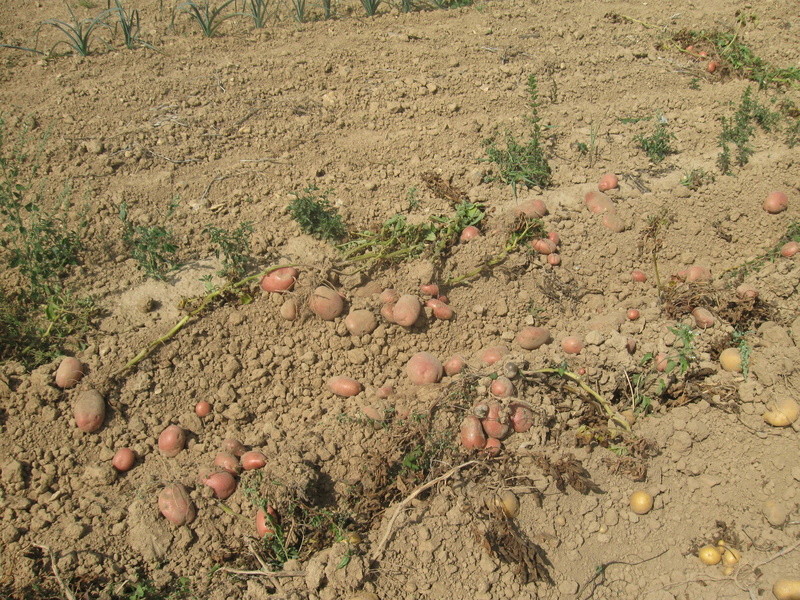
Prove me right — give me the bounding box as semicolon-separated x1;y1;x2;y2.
763;500;788;527
558;579;580;595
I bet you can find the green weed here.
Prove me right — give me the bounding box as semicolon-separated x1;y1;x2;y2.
635;115;675;163
203;222;253;281
632;324;698;412
732;330;752;378
288;187;347;241
680;168;715;191
716;87;780;174
724;220;799;280
483;74;552;197
43;6;110;56
360;0;381;16
119;202;180;280
179;0;238;37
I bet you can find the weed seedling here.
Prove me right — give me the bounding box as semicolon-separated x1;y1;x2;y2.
635;115;675;163
203;222;253;281
483;74;552;197
119;202;180;280
717;86;780;174
732;330;752;378
680;168;715;191
288;187;347;241
179;0;237;37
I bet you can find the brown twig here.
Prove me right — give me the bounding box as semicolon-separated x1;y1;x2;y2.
33;544;75;600
370;460;478;564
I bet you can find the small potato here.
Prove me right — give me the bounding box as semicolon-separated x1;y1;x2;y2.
584;191;614;214
202;471;237;500
602;213;626;233
629;490;654;515
241;451;267;470
380;302;396;323
772;579;800;600
763;191;788;214
561;336;584;355
55;356;85;389
513;198;548;218
432;302;454;320
719;348;742;373
344;310;377;336
631;269;648;283
255;506;278;538
73;390;106;433
547;253;561;266
692;307;715;329
763;397;800;427
379;288;399;304
509;402;534;433
460;415;486;450
626;308;640;321
406;352;443;385
483;437;502;456
223;438;247;457
112;448;136;472
654;353;669;372
328;376;363;397
495;490;520;517
279;299;298;321
260;267;298;292
490;376;514;398
531;238;557;255
721;547;741;566
158;483;196;526
419;283;439;296
478;345;508;365
516;326;551;350
684;265;712;283
481;402;510;439
195;401;212;417
443;355;466;376
460;225;481;242
598;173;619;192
780;241;799;258
393;294;422;327
158;425;186;457
376;385;394;398
736;283;759;300
698;545;722;566
308;286;344;321
213;452;241;474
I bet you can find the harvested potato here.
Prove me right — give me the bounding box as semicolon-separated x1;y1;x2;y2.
73;390;105;433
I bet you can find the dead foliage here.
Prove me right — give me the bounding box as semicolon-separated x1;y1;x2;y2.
421;171;468;205
661;284;775;331
530;452;603;495
479;513;553;585
687;520;744;556
602;455;648;482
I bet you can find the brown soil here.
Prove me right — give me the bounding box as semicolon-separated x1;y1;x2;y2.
1;1;799;599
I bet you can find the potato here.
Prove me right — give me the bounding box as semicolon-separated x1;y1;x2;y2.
112;448;136;472
509;402;534;433
460;415;486;450
460;225;481;242
195;401;212;417
772;579;800;600
477;345;508;365
481;401;510;439
684;265;712;283
602;213;626;233
308;286;344;320
626;308;640;321
598;173;619;192
202;471;237;499
260;267;298;292
698;545;722;565
55;356;84;389
763;191;788;214
158;483;196;526
344;309;377;336
241;451;267;470
443;355;466;376
223;438;247;457
393;294;422;327
629;490;654;515
736;283;759;299
255;506;278;538
328;376;363;397
490;376;514;398
158;425;186;457
73;390;105;433
379;288;399;304
631;269;648;283
692;307;715;329
495;490;520;517
513;198;548;218
484;437;502;455
406;352;443;385
427;299;454;320
419;283;439;296
763;397;800;427
516;326;551;350
780;241;799;258
719;348;742;372
380;302;396;323
531;238;557;255
584;191;614;214
561;336;584;355
279;299;298;321
547;253;561;266
213;452;241;474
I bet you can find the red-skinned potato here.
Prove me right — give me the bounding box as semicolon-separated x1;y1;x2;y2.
602;213;626;233
344;309;377;336
598;173;619;192
547;231;560;246
419;283;439;296
562;336;584;355
380;302;396;323
532;238;557;255
736;284;758;300
55;356;84;389
74;390;105;433
692;307;715;329
255;506;279;538
195;401;212;417
655;353;669;372
112;448;136;472
427;299;454;320
513;198;548;218
443;355;466;376
379;288;399;304
763;191;788;214
490;377;514;398
478;345;508;365
393;294;422;327
780;241;799;258
483;437;502;456
516;326;551;350
510;402;534;433
328;376;363;397
631;269;648;283
406;352;443;385
680;266;712;283
202;471;237;499
376;385;394;399
626;309;640;321
241;451;267;470
259;267;298;292
481;402;510;439
460;415;487;450
309;286;344;320
584;191;614;214
158;425;186;457
223;438;247;457
460;226;480;242
547;253;562;266
214;452;241;474
158;483;196;526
